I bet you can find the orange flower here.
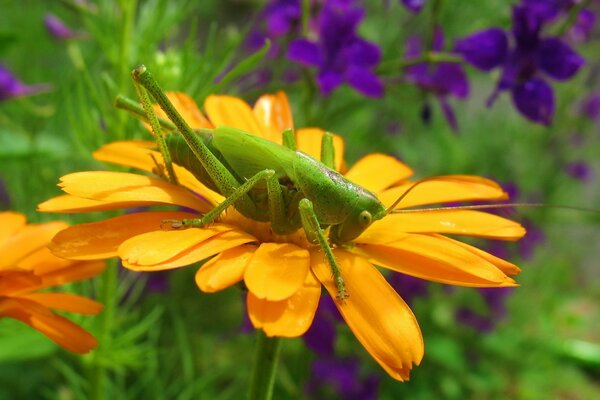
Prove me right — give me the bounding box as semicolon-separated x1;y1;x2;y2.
39;92;525;380
0;212;105;353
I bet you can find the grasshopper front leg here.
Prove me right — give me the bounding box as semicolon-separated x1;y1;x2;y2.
298;198;348;300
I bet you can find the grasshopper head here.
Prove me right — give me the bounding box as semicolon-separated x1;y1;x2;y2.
330;194;386;243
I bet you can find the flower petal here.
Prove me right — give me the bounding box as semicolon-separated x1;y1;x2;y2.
364;210;525;240
17;247;72;274
345;66;384;98
18;293;103;314
537;38;585;81
252;91;294;144
378;175;508;208
0;298;98;354
0;221;68;269
122;230;256;271
38;194;136;213
432;234;521;276
247;271;320;337
244;243;310;301
119;224;236;266
345;154;413;193
58;171;211;212
0;211;26;243
50;211;199;260
154;92;212;130
195;245;255;292
353;234;517;287
204;95;267;137
38;261;105;290
0;271;41;296
511;78;555;126
93;141;221;205
454;28;509;71
287;39;322;66
310;249;423;381
296;128;345;172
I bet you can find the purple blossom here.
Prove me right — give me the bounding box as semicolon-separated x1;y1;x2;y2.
456;288;514;333
519;220;545;260
580;93;600;121
246;0;302;56
303;295;342;356
0;65;51;101
287;0;383;97
401;0;426;13
455;4;585;125
305;358;379;400
44;14;78;40
569;9;596;43
565;160;593;182
405;28;469;131
387;273;429;305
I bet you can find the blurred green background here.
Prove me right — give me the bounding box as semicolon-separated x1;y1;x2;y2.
0;0;599;399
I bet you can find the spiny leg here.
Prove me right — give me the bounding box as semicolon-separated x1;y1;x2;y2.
163;169;275;229
298;198;348;300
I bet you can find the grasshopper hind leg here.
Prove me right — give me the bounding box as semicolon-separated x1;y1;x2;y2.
298;198;348;300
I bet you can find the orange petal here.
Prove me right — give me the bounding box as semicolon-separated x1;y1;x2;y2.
247;271;320;337
310;249;423;381
50;211;199;261
0;211;27;243
93;141;221;206
0;298;98;354
252;91;294;144
364;210;526;240
122;229;256;271
432;234;521;276
156;92;212;130
353;233;517;287
18;293;103;314
17;247;73;274
0;271;41;296
379;175;508;209
295;128;345;172
0;221;68;270
119;224;235;266
58;171;211;212
345;154;413;193
244;243;310;301
195;245;255;292
204;95;267;137
38;261;105;290
38;194;138;213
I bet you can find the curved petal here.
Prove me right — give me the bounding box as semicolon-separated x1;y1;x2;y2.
511;78;554;126
50;211;199;261
247;271;320;337
0;271;41;296
195;245;255;293
244;243;310;301
295;128;345;172
352;233;517;287
310;249;423;381
379;175;507;209
93;141;221;206
252;91;294;144
432;234;521;276
17;247;72;274
345;154;413;193
0;221;68;269
58;171;212;212
38;194;144;214
38;261;105;290
18;293;103;314
118;224;236;266
204;95;267;137
0;211;27;243
364;210;525;240
0;298;98;354
122;230;256;271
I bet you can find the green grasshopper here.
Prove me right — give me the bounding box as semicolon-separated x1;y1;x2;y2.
130;65;392;299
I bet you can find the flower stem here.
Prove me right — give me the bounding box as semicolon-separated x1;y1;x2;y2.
248;332;282;400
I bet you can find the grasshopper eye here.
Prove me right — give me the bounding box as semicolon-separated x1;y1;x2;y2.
359;210;372;227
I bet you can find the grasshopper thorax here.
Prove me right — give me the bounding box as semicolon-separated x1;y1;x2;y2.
329;192;386;243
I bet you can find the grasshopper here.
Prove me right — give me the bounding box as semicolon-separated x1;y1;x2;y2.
130;65;391;299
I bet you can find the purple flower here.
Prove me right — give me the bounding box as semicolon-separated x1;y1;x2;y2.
580;93;600;122
303;295;342;356
455;5;585;125
387;273;429;305
0;65;51;101
565;160;593;182
305;358;379;400
405;28;469;131
519;220;545;260
569;9;596;43
44;14;78;40
456;287;514;333
401;0;426;13
287;0;383;97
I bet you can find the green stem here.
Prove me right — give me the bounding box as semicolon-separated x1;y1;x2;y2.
248;332;282;400
90;261;119;400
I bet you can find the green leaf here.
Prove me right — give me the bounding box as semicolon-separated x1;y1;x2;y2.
213;39;271;92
